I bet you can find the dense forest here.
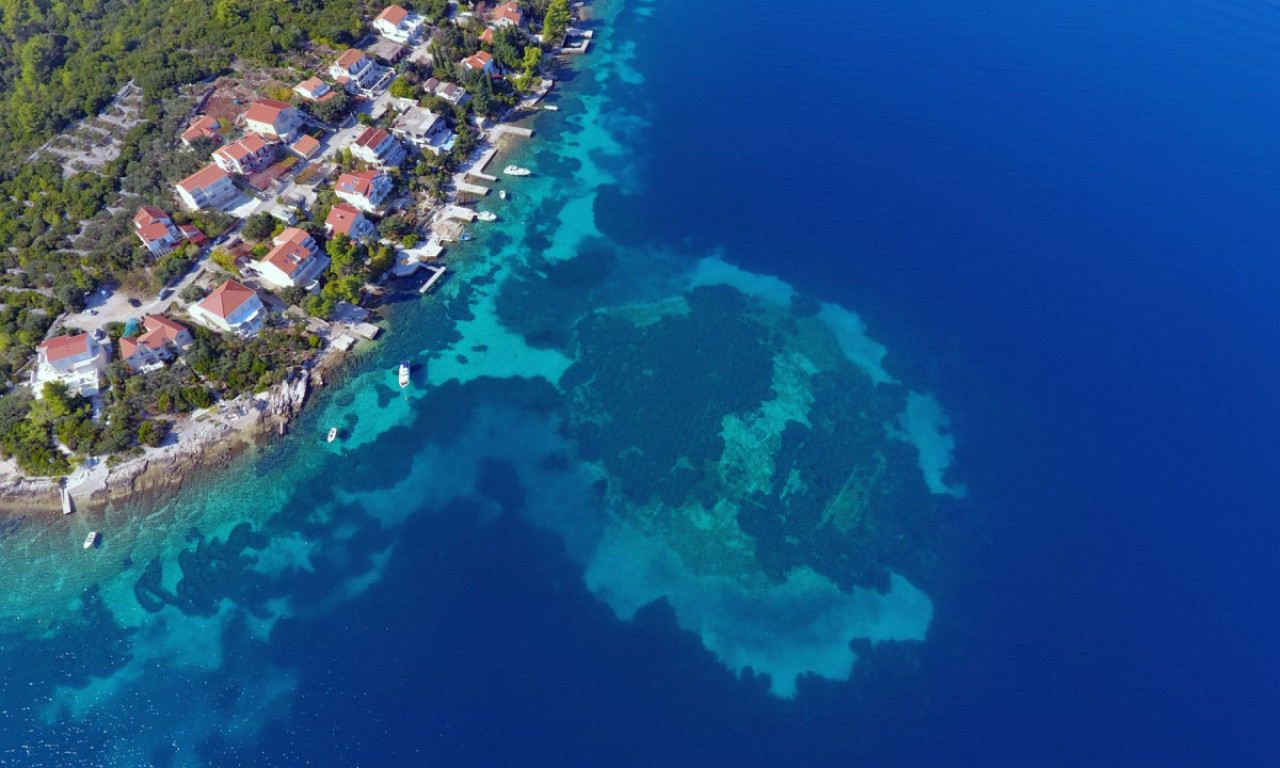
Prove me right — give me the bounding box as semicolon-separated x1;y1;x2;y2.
0;0;371;164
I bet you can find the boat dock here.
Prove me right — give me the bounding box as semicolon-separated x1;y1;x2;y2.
444;205;477;222
492;125;534;139
465;146;500;182
351;323;381;340
61;486;74;515
419;265;446;294
453;175;490;196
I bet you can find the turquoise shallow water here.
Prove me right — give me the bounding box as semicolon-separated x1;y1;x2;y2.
2;0;975;763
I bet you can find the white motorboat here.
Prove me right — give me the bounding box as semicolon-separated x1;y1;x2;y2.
476;211;497;222
83;531;99;550
399;360;411;389
327;427;338;443
543;105;560;112
499;190;508;200
504;165;532;176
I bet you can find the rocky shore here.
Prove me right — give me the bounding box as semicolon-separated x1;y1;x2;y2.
0;369;317;516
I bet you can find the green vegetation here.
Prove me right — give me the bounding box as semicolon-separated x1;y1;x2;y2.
542;0;573;45
0;0;368;165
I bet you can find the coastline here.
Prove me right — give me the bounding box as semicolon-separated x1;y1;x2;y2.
0;343;353;515
0;25;576;516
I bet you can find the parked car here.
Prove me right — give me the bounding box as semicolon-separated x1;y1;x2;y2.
158;288;173;301
127;298;142;308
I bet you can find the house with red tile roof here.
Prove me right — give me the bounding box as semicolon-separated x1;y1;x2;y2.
325;202;378;241
480;27;495;45
133;207;185;256
462;50;496;75
254;228;330;289
119;315;193;373
176;164;238;210
330;49;381;93
349;126;406;167
213;133;277;175
181;116;222;147
335;169;394;212
493;1;524;28
189;280;266;336
293;77;336;103
34;333;110;397
243;99;303;141
373;4;424;43
289;134;322;160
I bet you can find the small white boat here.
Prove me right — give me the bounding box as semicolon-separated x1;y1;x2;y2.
83;531;99;550
457;234;473;242
476;211;497;222
498;189;508;200
327;427;338;443
399;360;411;389
504;165;532;176
543;105;560;112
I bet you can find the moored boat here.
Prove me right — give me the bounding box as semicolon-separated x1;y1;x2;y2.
499;189;508;200
83;531;99;550
476;211;497;222
543;104;559;111
504;165;532;176
399;360;410;389
327;427;338;443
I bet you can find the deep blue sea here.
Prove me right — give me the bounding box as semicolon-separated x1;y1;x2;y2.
2;0;1278;765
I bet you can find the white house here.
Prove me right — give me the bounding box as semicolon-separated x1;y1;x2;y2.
462;51;495;75
390;106;455;155
242;99;303;142
255;228;331;289
133;207;184;256
119;315;193;373
330;49;381;93
293;77;336;103
325;202;378;241
212;133;276;175
189;280;266;336
176;164;238;211
349;126;406;167
373;4;424;43
34;333;109;398
424;77;472;107
335;169;394;212
493;1;524;28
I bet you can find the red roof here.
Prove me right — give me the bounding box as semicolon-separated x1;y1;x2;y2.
133;207;175;244
178;164;230;193
119;336;142;360
353;126;390;150
182;116;221;143
214;133;271;164
243;99;294;127
480;28;495;44
142;314;189;343
336;169;386;198
495;2;523;24
39;334;90;363
291;135;321;158
296;77;327;95
336;49;367;70
463;51;493;70
375;5;409;25
263;229;319;277
325;203;366;236
197;280;258;320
